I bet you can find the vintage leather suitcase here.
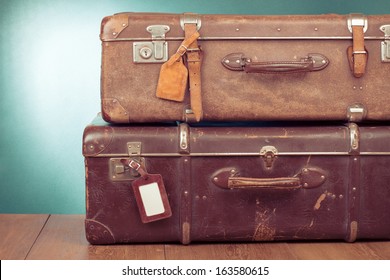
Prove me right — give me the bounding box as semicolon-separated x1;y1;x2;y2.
100;12;390;123
83;115;390;244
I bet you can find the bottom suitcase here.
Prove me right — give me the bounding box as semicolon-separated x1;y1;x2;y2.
82;115;390;244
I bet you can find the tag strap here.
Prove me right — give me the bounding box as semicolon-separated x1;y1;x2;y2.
121;159;148;176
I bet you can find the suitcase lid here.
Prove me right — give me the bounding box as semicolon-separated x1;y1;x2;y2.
100;12;389;42
83;116;390;158
83;115;361;157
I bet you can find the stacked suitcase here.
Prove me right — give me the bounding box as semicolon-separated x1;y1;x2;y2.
83;12;390;244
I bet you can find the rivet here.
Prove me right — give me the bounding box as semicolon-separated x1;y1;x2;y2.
353;86;357;90
320;175;325;179
236;28;240;31
230;169;236;173
202;196;207;200
89;145;94;149
184;191;189;196
195;195;200;200
322;60;326;64
225;59;230;64
303;183;309;187
332;194;336;199
302;168;308;173
352;187;357;191
277;28;281;31
354;157;358;161
314;27;318;31
236;60;240;64
359;86;363;90
184;158;188;163
339;194;344;199
122;23;126;27
112;32;117;36
213;177;219;182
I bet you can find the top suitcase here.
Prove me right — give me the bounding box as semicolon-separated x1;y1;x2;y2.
100;12;390;123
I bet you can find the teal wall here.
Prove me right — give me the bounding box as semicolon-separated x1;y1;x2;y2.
1;0;390;214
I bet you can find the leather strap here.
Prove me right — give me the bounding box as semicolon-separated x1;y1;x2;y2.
184;23;203;122
166;31;200;66
347;25;368;78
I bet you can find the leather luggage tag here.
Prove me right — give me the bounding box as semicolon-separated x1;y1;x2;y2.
156;31;200;102
156;56;188;102
123;159;172;223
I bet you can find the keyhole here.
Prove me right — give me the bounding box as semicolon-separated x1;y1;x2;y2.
139;47;153;59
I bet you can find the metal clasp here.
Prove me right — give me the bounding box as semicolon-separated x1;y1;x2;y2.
179;123;189;153
347;104;366;122
348;14;368;33
380;25;390;62
260;146;278;169
180;13;202;31
133;25;170;63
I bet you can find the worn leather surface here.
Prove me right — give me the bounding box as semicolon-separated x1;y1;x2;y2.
100;13;390;123
83;116;390;244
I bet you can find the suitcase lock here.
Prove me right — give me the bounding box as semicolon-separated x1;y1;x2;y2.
109;142;145;181
133;25;170;63
260;146;278;169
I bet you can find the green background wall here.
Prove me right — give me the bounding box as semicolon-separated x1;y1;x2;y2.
1;0;389;214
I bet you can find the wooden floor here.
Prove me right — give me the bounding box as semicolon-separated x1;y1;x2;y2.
1;214;390;260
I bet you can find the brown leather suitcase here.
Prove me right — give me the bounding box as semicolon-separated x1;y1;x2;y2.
83;115;390;244
100;12;390;123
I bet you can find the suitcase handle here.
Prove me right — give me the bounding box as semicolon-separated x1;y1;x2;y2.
221;53;329;73
212;167;327;190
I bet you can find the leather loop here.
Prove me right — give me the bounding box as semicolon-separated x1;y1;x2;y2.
347;25;368;78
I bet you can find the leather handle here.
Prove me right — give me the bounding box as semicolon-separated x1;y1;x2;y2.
212;167;327;190
221;53;329;74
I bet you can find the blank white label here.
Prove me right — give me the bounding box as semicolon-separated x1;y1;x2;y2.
139;182;165;217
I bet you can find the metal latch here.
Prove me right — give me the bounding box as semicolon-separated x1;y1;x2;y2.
348;14;368;33
133;25;170;63
349;123;360;153
109;142;144;181
347;104;366;122
380;25;390;62
260;146;278;169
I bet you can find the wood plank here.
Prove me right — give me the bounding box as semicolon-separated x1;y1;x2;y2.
364;241;390;259
165;242;296;260
0;214;49;260
26;215;165;260
286;241;386;260
88;244;165;260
